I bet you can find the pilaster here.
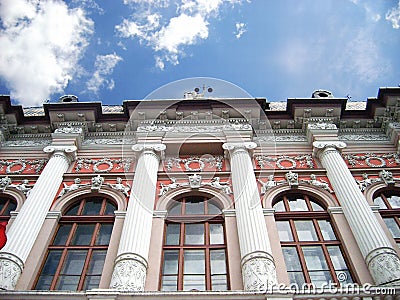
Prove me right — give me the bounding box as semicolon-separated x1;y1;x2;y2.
313;141;400;286
222;142;278;291
110;143;165;291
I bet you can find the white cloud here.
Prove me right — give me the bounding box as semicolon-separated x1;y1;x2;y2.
0;0;93;106
386;1;400;29
116;0;247;69
235;22;246;39
86;53;123;94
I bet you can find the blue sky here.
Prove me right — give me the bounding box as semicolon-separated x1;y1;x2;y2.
0;0;399;107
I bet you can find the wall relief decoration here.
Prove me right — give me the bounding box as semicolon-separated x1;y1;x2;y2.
255;155;314;170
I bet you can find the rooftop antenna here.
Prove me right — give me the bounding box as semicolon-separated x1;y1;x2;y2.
184;84;213;99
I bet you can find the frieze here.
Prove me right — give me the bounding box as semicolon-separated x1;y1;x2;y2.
82;138;136;145
0;159;47;175
164;156;224;172
1;139;52;147
254;135;308;142
137;123;252;132
0;177;33;195
339;134;389;141
74;157;134;173
255;154;314;170
343;153;400;168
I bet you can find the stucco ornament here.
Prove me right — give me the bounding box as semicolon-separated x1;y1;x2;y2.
0;253;23;290
366;247;400;285
241;252;277;291
110;254;147;291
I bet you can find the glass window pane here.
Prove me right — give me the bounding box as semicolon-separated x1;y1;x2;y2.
327;246;348;270
183;275;205;291
104;202;116;215
56;275;81;291
185;198;204;215
95;224;113;245
168;202;182;215
70;224;95;245
163;250;179;275
2;201;16;215
383;218;400;238
184;250;205;274
288;272;305;287
374;196;387;209
185;224;204;245
165;224;180;245
211;274;227;291
318;220;337;240
161;275;178;291
65;202;80;216
60;250;87;275
308;271;332;288
210;249;226;274
208;202;222;215
53;225;72;245
273;200;285;212
302;246;329;271
294;221;318;241
87;250;106;275
288;198;308;211
40;250;63;275
310;201;324;211
35;275;53;290
276;221;294;242
388;195;400;209
282;247;302;271
84;275;101;290
210;224;224;244
82;199;103;215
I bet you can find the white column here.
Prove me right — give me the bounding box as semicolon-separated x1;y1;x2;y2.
110;143;165;291
222;142;277;291
313;141;400;286
0;145;77;290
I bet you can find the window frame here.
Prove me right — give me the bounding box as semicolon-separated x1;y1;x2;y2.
274;193;355;287
34;196;116;291
160;195;230;291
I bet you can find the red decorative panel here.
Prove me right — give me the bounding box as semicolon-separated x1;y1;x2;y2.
163;156;225;172
73;158;135;173
343;153;400;168
254;155;315;170
0;159;47;175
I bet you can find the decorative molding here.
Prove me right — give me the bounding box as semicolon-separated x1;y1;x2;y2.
0;253;24;290
285;171;299;188
105;177;130;197
91;175;104;192
339;134;389;141
241;251;277;291
58;178;89;198
356;173;381;191
257;175;286;194
343;153;400;168
82;138;136;145
75;158;133;173
308;122;337;130
43;145;77;163
137;123;252;132
300;174;333;193
158;176;232;196
54;126;83;134
366;247;400;285
1;139;52;147
164;155;223;172
255;154;314;169
131;143;166;153
222;142;257;152
0;159;47;175
109;253;147;291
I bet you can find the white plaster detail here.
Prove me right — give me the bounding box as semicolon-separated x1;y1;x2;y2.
0;253;23;290
285;171;299;188
54;126;83;134
241;251;277;291
109;253;147;291
91;174;104;192
255;154;314;169
308;122;337;130
300;174;333;193
58;178;89;198
0;159;47;175
75;158;133;173
343;153;400;168
258;175;286;194
106;177;130;197
366;247;400;286
2;139;52;147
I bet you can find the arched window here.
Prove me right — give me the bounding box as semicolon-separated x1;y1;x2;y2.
373;189;400;247
273;193;354;288
0;195;17;222
161;195;228;291
34;196;116;291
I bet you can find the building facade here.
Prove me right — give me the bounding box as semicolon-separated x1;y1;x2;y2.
0;87;399;299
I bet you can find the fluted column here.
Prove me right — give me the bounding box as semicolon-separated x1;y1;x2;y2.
313;141;400;286
110;143;165;291
222;142;277;291
0;145;77;290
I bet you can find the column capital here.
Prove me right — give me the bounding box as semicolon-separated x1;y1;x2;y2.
222;142;257;154
312;141;346;158
43;145;78;163
131;143;166;153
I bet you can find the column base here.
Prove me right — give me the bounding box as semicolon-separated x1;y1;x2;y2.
109;253;148;291
241;251;277;291
0;252;24;290
366;247;400;286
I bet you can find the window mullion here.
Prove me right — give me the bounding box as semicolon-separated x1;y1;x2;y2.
49;248;68;290
77;248;92;291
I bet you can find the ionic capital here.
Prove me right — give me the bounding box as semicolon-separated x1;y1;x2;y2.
131;143;166;159
43;145;78;164
222;142;257;158
312;141;346;159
